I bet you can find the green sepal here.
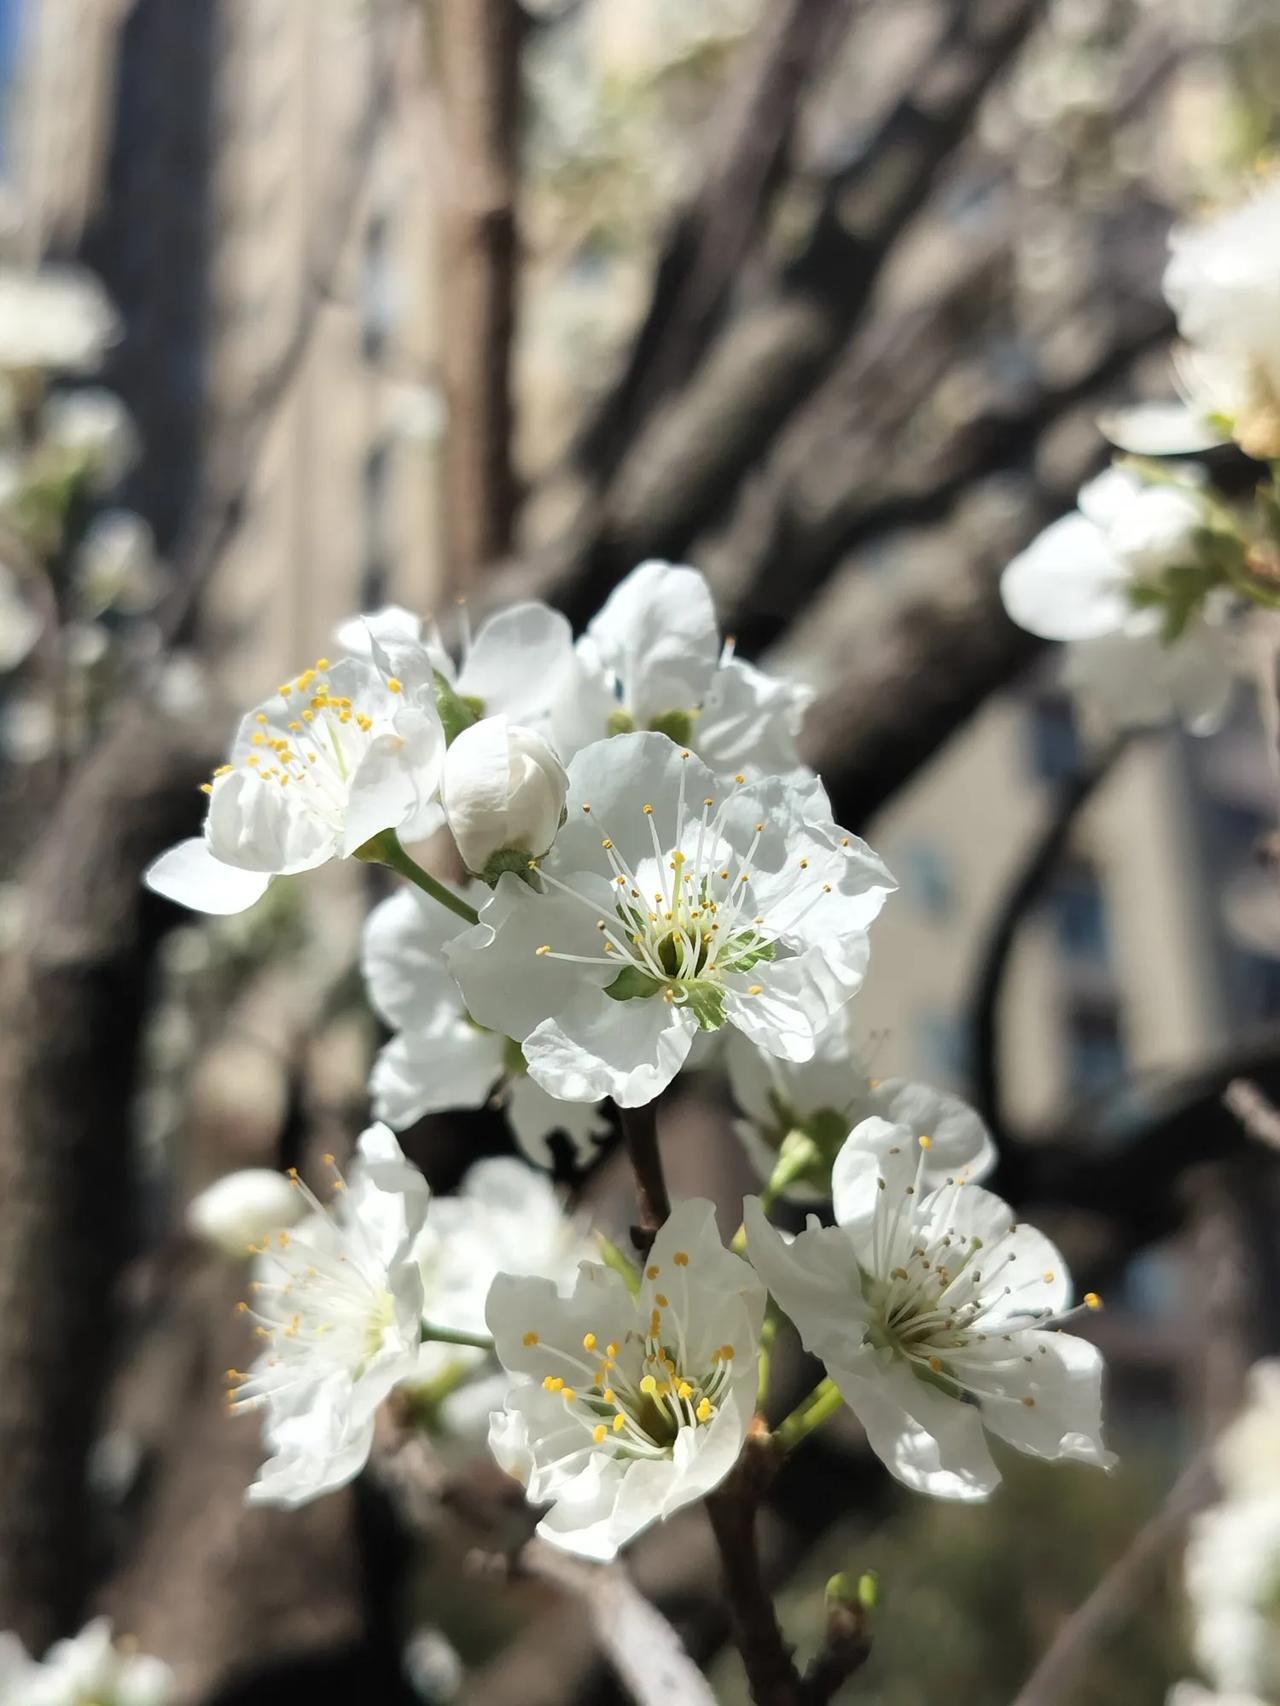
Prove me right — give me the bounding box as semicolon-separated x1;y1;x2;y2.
596;1232;641;1295
433;668;481;745
681;981;726;1032
647;707;697;746
604;965;664;1002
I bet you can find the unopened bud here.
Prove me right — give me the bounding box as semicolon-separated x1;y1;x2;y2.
187;1168;304;1258
442;715;568;880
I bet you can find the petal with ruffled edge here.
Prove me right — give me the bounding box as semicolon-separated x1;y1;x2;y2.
696;655;813;778
522;984;697;1107
458;603;577;726
584;561;720;725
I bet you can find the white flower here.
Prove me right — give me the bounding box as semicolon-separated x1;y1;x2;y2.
186;1168;305;1257
145;650;445;915
362;885;610;1168
41;387;139;490
1001;466;1234;735
1161;180;1280;459
338;600;578;734
72;511;163;617
12;1618;174;1706
0;267;121;375
0;560;41;673
1216;1361;1280;1503
446;732;895;1108
727;1023;995;1202
442;715;568;879
1186;1497;1280;1699
745;1118;1113;1501
552;560;813;777
230;1124;431;1508
486;1197;765;1559
0;1634;33;1696
413;1156;592;1432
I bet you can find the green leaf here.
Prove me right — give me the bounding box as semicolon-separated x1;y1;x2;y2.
596;1231;641;1295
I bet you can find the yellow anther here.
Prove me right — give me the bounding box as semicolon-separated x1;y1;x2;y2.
645;1265;659;1280
593;1424;608;1444
703;797;714;808
582;1332;597;1351
387;677;403;693
200;782;213;795
654;1293;669;1308
696;1398;714;1423
214;763;233;775
288;720;301;732
719;870;729;880
929;1356;943;1373
747;985;764;996
673;1252;689;1267
302;709;315;722
581;803;592;814
278;683;292;696
523;1331;539;1347
536;944;552;956
561;1387;576;1403
918;1134;933;1150
734;773;745;784
649;1311;662;1334
602;1387;616;1405
1084;1292;1102;1311
639;1375;658;1397
543;1375;564;1392
643;803;654;816
255;712;268;724
1022;1396;1036;1408
613;1413;626;1432
251;732;266;746
1043;1271;1056;1284
315;657;330;670
677;1381;694;1401
235;1300;249;1314
841;836;850;847
606;1342;619;1358
716;1344;735;1361
799;858;809;869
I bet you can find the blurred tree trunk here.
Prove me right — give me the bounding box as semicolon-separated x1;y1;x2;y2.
0;705;214;1649
436;0;522;593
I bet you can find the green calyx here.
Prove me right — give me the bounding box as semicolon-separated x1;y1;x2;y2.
604;706;699;747
603;964;726;1032
478;845;544;889
433;669;482;745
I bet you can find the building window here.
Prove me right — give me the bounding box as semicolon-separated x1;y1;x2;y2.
361;213;395;363
1049;857;1110;968
1026;692;1080;784
1064;997;1124;1094
896;839;956;921
362;442;390;609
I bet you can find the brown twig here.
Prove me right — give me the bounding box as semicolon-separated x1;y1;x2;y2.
705;1428;869;1705
618;1101;672;1253
1008;1452;1215;1706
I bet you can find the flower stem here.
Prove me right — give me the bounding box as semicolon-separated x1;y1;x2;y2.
730;1128;820;1254
419;1320;494;1352
618;1101;670;1254
356;829;479;925
774;1377;843;1454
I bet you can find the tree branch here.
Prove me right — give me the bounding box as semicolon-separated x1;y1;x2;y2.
618;1102;672;1254
436;0;522;589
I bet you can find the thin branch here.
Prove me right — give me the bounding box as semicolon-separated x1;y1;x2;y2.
1008;1452;1215;1706
618;1101;671;1254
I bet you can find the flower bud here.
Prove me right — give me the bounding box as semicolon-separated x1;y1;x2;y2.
186;1168;303;1257
442;715;567;880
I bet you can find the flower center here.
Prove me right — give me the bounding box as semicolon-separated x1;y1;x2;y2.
203;658;397;828
529;759;844;1030
225;1158;398;1412
522;1253;735;1467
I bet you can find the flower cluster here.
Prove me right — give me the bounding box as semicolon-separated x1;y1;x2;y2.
998;179;1280;736
1177;1363;1280;1705
0;1619;173;1706
147;557;1110;1577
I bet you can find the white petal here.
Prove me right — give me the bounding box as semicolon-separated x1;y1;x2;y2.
695;656;813;778
1000;512;1133;641
829;1350;1001;1502
370;1029;503;1128
504;1076;611;1168
523;985;696;1107
584;560;719;723
204;769;335;875
976;1331;1114;1469
458;603;577;725
362;884;469;1030
1099;401;1227;456
144;837;273;915
742;1198;867;1364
